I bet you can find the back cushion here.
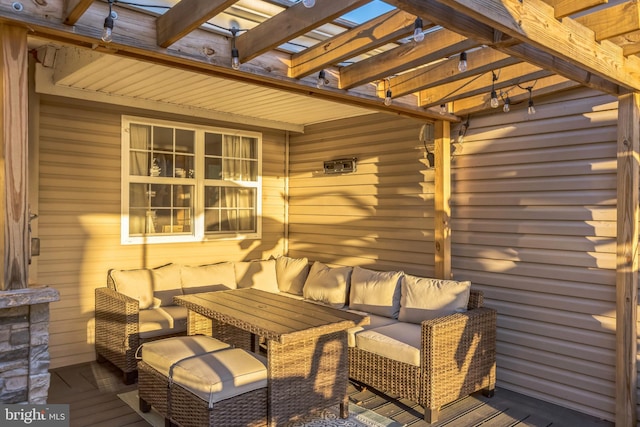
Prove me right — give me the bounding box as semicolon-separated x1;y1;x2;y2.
302;261;352;309
349;266;403;318
234;259;279;293
398;275;471;324
180;262;237;293
151;263;184;307
108;268;154;309
274;256;310;295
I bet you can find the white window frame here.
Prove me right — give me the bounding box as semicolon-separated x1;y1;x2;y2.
121;116;262;245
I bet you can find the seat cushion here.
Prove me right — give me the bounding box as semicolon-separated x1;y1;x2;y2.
180;262;237;293
109;268;154;309
141;335;231;376
399;275;471;324
274;255;309;295
345;312;398;347
349;266;403;318
151;263;184;307
355;323;421;366
171;348;268;404
302;261;352;309
234;259;279;293
138;306;189;339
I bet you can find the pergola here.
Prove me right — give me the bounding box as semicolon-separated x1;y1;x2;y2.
0;0;638;424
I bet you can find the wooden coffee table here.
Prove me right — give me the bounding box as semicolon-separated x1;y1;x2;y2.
174;288;369;426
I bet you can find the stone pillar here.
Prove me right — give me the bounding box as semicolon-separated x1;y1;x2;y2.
0;287;59;403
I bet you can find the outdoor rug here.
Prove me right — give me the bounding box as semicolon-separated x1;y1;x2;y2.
118;390;403;427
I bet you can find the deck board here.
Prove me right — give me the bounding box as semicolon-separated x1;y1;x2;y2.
47;360;613;427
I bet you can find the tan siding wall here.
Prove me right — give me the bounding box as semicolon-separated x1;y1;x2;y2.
288;113;435;275
38;97;286;368
451;89;619;421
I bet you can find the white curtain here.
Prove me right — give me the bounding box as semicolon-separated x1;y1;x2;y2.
129;124;151;234
222;135;253;231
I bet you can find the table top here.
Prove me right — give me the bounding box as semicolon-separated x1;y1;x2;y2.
174;288;369;344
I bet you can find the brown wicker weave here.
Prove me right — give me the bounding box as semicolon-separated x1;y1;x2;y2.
138;360;267;427
348;290;496;423
95;281;186;384
175;289;366;426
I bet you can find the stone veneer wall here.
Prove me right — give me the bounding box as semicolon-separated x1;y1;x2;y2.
0;287;59;404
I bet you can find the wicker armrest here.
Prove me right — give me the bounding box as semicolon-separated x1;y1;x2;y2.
420;307;497;404
95;287;141;374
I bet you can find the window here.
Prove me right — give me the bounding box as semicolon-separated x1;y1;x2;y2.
121;116;261;244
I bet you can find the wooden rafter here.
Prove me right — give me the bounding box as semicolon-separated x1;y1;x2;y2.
541;0;608;19
157;0;240;48
340;28;479;90
236;0;368;63
63;0;94;25
386;48;521;98
289;9;417;79
575;1;640;41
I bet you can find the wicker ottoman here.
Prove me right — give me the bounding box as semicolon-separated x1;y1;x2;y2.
138;336;267;427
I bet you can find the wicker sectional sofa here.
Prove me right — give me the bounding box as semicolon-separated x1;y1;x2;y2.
95;257;496;423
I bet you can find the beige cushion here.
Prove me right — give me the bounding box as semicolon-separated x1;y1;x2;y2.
234;259;279;293
109;268;154;309
274;256;309;295
171;348;267;405
349;266;403;318
151;263;183;307
345;311;398;347
302;261;352;309
138;306;189;339
180;263;237;292
355;323;421;366
141;335;230;376
399;275;471;324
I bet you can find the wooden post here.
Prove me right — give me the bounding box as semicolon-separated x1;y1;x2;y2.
434;120;451;279
615;93;639;427
0;24;29;290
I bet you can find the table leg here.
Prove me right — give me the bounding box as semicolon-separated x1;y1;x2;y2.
266;331;348;426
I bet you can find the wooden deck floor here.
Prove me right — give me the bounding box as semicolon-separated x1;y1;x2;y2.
48;361;613;427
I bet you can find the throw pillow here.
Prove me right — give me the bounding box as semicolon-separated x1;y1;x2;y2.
274;256;310;295
302;261;352;308
180;262;237;293
234;259;279;293
109;268;154;309
349;266;403;318
151;263;184;307
398;275;471;324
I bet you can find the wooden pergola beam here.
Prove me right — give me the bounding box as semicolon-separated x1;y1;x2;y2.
289;9;416;79
575;1;640;41
0;24;29;290
63;0;94;25
156;0;240;48
236;0;368;63
541;0;608;19
615;92;639;427
340;28;479;90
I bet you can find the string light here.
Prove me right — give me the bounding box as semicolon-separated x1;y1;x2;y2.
458;51;468;73
384;78;393;106
457;116;470;144
316;70;329;88
413;17;425;42
503;96;511;113
230;27;240;70
301;0;315;7
517;82;537;115
439;104;447;115
101;0;114;43
490;71;499;108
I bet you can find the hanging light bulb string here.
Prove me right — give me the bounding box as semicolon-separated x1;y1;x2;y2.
517;80;538;115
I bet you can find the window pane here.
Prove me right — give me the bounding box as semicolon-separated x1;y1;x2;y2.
175;129;194;154
154;126;173;151
205;133;222;156
242;137;257;159
205;158;222;179
129;183;194;236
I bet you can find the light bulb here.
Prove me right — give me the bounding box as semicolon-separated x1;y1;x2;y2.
316;70;329;88
527;100;536;115
490;90;499;108
413;18;424;42
102;15;114;43
231;48;240;70
384;89;392;106
503;97;510;113
439;104;447;115
302;0;315;7
458;51;467;73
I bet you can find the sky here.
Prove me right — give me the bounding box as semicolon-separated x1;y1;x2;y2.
341;1;396;24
